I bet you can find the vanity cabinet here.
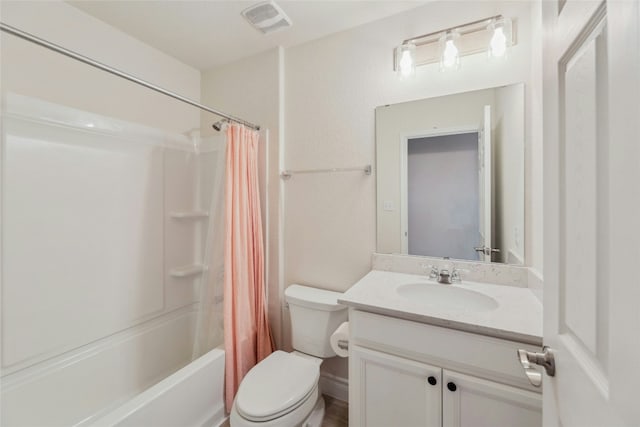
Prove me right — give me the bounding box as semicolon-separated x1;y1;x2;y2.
349;310;542;427
441;370;541;427
351;346;442;427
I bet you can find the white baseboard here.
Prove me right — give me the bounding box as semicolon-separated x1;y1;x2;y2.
319;372;348;402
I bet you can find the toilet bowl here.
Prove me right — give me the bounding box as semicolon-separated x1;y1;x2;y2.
230;285;348;427
230;351;324;427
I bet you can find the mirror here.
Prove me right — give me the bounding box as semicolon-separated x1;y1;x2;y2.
376;83;524;264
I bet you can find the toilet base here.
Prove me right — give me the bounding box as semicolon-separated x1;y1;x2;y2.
301;394;325;427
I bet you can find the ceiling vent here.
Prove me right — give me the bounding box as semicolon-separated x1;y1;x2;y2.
241;1;292;34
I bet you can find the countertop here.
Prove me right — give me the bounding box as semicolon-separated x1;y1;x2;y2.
338;270;543;345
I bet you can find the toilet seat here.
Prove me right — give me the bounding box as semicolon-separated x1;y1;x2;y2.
235;351;320;422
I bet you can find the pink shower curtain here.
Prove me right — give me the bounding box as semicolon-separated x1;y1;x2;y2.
223;123;274;412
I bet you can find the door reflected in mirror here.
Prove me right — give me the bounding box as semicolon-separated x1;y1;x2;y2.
376;83;524;264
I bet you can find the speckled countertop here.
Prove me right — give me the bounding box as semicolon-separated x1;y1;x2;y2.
339;270;543;345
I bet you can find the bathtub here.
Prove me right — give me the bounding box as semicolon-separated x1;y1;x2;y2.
1;307;226;427
89;347;226;427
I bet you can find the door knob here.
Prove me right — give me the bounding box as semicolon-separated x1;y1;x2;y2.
517;346;555;387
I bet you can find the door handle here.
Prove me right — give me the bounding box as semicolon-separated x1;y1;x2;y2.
474;246;501;255
517;346;555;387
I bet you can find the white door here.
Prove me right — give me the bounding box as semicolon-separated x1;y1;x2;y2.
350;346;441;427
542;1;640;426
478;105;492;262
442;370;541;427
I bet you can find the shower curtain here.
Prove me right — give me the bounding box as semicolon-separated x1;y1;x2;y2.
192;133;227;360
223;124;274;412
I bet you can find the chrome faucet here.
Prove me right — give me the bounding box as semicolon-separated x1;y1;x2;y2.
438;268;453;284
421;263;463;285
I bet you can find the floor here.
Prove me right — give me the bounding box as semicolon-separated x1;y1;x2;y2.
322;395;349;427
221;395;348;427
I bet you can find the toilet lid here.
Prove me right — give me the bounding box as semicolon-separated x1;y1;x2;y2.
235;351;320;422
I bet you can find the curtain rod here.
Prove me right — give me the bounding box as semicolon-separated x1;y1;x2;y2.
0;22;261;131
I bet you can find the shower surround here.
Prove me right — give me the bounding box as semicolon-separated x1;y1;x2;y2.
1;95;225;426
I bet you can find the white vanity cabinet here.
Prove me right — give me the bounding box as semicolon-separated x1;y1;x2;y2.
351;346;442;427
349;310;542;427
441;370;541;427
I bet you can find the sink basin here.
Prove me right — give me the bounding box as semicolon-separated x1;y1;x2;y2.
396;283;499;312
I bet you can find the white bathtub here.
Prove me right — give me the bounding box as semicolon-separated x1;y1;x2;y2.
1;308;226;427
89;347;226;427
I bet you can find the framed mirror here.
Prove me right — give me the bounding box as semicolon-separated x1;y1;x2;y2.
376;83;525;264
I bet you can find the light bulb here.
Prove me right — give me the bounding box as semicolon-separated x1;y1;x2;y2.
399;50;413;77
489;27;507;57
439;31;460;71
395;43;416;79
442;40;459;68
487;17;512;59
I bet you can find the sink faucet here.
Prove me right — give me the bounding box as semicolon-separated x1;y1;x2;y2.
421;263;464;285
438;268;453;284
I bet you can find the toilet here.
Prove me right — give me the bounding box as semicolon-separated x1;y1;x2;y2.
230;284;348;427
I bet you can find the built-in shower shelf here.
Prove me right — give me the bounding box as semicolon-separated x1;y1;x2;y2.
169;211;209;219
170;264;206;278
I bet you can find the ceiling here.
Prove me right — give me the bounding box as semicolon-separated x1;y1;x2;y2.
68;1;427;71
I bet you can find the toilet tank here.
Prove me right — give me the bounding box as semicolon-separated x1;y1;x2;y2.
285;284;348;358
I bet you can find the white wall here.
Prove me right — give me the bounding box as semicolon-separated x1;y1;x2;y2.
494;84;526;264
283;0;539;381
528;0;544;275
200;48;284;348
0;1;201;133
128;0;543;390
284;1;538;300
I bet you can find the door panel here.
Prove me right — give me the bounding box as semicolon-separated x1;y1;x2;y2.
560;5;606;369
543;0;640;425
442;370;541;427
351;346;441;427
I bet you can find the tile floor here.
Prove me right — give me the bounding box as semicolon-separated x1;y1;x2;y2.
221;395;348;427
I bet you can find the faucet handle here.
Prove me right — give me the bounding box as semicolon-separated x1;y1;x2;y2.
420;263;439;279
451;267;469;283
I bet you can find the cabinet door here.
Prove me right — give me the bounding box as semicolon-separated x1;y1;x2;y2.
442;370;541;427
350;346;441;427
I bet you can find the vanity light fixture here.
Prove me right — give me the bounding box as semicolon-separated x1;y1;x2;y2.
393;15;516;77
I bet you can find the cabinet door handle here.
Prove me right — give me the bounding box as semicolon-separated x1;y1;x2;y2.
447;382;457;392
427;376;437;386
